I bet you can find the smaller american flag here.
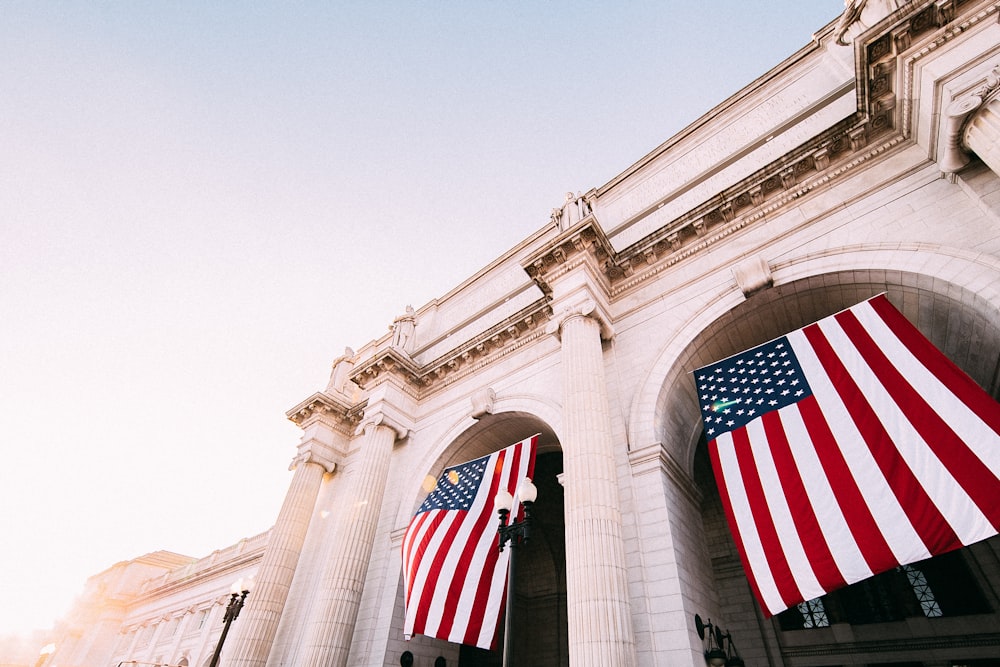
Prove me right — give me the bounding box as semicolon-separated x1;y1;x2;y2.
402;435;537;649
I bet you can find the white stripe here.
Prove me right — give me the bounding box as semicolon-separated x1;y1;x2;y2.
744;418;824;602
818;314;991;545
779;405;873;585
787;328;932;564
853;301;1000;481
714;431;786;615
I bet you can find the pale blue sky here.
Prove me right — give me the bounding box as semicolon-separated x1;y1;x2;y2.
0;1;842;637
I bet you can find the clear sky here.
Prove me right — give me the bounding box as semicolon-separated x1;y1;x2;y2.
0;0;842;639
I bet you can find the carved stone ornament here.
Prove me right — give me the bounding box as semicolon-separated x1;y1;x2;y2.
354;408;411;441
732;255;774;297
836;0;914;46
470;387;496;419
325;346;356;395
544;298;615;341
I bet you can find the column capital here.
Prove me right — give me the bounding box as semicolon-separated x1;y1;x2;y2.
939;64;1000;174
355;405;412;441
545;297;615;341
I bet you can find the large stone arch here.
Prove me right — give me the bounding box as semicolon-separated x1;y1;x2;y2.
387;396;568;667
628;243;1000;477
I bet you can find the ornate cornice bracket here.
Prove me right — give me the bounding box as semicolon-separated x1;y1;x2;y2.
349;347;423;392
285;392;361;435
522;219;616;296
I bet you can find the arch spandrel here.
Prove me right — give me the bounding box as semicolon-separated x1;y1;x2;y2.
628;246;1000;478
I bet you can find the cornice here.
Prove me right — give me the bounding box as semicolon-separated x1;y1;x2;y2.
348;299;555;396
285;391;363;434
520;0;985;303
521;219;616;296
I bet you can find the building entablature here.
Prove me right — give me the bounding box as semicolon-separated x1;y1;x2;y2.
346;298;555;396
524;0;1000;303
285;391;361;436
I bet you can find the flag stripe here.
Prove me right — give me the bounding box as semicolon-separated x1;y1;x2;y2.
437;450;507;641
450;451;516;644
869;294;1000;439
733;426;801;608
709;437;774;612
802;321;960;556
791;344;918;570
760;411;845;596
834;308;999;537
470;447;534;648
778;404;873;585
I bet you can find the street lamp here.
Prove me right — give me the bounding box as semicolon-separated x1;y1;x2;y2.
495;477;538;667
207;578;252;667
694;615;743;667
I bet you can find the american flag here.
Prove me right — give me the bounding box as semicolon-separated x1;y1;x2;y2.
696;295;1000;617
402;435;537;649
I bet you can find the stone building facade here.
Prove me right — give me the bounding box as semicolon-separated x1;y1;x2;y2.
45;1;1000;665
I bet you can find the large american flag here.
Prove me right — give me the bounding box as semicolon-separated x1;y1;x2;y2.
402;435;537;649
696;295;1000;617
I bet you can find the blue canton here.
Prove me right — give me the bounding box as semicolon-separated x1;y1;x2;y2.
417;453;489;514
695;336;813;439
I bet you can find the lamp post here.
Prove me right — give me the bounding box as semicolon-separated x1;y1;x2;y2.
494;477;538;667
207;578;252;667
694;615;744;667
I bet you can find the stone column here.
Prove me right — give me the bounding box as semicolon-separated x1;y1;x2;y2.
963;94;1000;177
228;413;345;667
300;416;400;667
553;301;637;666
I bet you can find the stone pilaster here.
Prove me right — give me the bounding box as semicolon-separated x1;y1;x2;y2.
553;301;637;667
229;395;352;667
299;412;405;667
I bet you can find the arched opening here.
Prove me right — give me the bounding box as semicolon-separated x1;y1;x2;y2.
665;273;1000;664
399;411;568;667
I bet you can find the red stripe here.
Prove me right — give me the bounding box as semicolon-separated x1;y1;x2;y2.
869;294;1000;437
797;396;898;573
708;439;769;614
460;447;520;645
838;307;1000;532
730;426;802;609
762;411;846;592
803;321;962;554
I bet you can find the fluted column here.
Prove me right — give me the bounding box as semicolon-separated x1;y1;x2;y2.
556;303;637;666
300;418;398;667
227;449;333;667
963;94;1000;177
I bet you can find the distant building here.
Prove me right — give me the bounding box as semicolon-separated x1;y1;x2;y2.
44;537;263;667
47;1;1000;665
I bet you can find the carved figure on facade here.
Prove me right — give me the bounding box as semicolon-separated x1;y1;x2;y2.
836;0;912;45
390;305;416;353
325;346;356;394
551;191;591;231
